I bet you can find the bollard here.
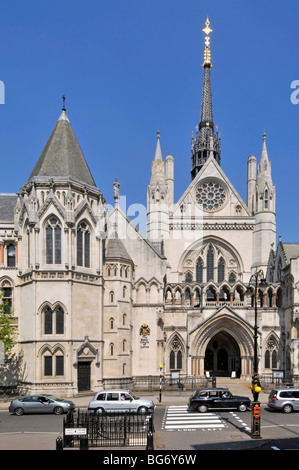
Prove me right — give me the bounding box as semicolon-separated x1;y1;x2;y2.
56;436;63;451
80;438;88;450
146;431;154;450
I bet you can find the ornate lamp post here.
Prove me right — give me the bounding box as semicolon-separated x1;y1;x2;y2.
246;269;266;437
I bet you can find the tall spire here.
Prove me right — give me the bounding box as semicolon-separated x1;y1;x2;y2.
154;130;163;161
191;17;221;179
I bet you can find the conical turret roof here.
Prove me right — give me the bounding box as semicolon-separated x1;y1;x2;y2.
28;106;96;187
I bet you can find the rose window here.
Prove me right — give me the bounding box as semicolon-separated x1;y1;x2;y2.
196;180;226;212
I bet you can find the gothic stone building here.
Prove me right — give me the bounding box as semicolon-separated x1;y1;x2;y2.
0;19;298;396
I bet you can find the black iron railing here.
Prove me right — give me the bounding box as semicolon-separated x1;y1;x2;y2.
58;409;154;449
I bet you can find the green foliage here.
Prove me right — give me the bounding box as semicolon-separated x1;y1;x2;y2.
0;294;17;354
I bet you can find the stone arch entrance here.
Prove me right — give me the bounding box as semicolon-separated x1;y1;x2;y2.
204;331;241;377
191;310;255;379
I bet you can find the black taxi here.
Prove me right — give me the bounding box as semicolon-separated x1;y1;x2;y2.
188;387;251;413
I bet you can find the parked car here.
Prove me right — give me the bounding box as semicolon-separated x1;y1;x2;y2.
9;395;75;416
268;388;299;413
188;388;251;413
88;389;154;414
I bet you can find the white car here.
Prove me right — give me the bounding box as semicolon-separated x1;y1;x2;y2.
88;389;154;414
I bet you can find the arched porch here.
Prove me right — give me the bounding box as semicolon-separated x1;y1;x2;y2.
190;311;256;379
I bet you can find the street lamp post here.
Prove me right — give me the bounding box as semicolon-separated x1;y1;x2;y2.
159;365;163;403
246;269;266;438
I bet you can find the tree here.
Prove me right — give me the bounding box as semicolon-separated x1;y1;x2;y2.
0;294;17;355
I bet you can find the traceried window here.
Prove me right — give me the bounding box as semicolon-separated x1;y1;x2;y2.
77;222;90;268
264;336;278;369
196;180;227;212
46;217;61;264
169;335;183;370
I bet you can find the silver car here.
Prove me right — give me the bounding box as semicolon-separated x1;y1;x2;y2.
9;395;75;416
88;389;154;414
268;388;299;413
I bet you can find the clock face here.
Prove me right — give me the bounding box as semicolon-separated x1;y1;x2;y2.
196;180;226;212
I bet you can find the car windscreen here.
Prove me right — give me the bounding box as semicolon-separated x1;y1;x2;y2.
269;390;278;398
46;396;63;402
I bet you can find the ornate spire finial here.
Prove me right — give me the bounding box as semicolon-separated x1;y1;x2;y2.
202;17;213;67
62;94;66;111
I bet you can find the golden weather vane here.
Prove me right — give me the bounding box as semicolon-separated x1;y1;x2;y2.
202;17;212;67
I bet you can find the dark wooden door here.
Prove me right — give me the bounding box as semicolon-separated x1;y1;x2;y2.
78;361;91;392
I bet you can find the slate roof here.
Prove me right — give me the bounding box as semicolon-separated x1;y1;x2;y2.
0;194;17;222
28;110;96;187
105;234;132;262
281;243;299;263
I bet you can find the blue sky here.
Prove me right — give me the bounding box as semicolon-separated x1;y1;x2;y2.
0;0;298;243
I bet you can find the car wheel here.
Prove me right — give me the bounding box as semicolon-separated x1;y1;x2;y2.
238;403;247;412
197;404;208;413
14;407;24;416
53;406;64;415
138;406;148;414
283;404;293;414
96;407;105;414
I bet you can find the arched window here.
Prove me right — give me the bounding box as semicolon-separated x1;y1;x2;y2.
7;244;16;267
265;350;270;368
218;257;225;283
185;289;191;305
56;306;64;334
1;281;13;314
264;337;278;370
196;258;203;283
43;349;64;377
44;306;53;334
110;291;114;303
110;318;114;329
46;217;61;264
206;244;214;281
43;305;65;335
272;350;278;368
169;335;183;370
77;222;90;268
110;343;114;356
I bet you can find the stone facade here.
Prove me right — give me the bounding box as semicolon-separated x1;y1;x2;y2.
0;21;298;397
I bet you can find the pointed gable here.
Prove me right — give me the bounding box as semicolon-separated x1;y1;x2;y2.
28;109;96;188
173;154;250;217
